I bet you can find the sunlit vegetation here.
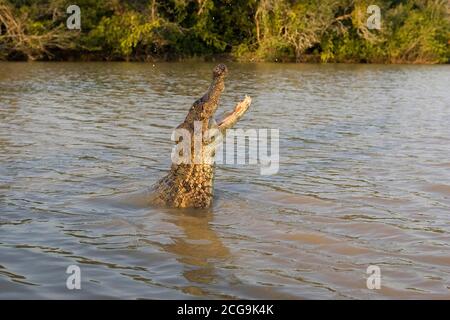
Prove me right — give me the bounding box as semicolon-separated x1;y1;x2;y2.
0;0;448;63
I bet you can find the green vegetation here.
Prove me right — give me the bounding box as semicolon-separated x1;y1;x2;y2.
0;0;448;63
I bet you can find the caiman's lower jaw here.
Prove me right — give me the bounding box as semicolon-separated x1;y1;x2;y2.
216;102;245;125
214;95;252;131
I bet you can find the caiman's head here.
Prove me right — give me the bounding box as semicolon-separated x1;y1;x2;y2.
179;64;251;137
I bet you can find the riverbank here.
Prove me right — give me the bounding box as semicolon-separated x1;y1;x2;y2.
1;0;449;64
4;51;449;64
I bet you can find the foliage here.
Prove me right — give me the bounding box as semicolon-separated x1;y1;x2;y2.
0;0;448;63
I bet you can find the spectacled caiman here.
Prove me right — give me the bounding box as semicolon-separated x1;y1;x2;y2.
151;64;252;208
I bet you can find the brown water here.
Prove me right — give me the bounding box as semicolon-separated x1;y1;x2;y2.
0;62;449;299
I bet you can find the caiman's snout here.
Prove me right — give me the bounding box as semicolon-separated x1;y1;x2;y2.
213;64;228;78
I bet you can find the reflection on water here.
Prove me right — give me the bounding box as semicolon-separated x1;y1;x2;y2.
0;62;450;299
162;209;230;297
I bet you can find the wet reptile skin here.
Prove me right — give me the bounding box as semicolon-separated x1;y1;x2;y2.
151;64;252;208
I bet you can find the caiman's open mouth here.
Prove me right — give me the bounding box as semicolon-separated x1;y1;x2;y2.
176;63;252;139
210;64;252;131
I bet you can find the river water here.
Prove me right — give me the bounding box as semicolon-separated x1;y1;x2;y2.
0;62;449;299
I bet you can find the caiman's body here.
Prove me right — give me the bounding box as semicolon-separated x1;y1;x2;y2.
151;64;252;208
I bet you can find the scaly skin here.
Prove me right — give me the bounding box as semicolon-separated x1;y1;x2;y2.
152;64;252;208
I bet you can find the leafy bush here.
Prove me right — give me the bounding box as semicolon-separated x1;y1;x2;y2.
0;0;448;63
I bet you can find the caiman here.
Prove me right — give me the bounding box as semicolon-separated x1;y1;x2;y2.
151;64;252;208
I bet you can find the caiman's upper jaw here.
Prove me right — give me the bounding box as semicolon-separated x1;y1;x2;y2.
199;64;228;123
210;64;228;115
